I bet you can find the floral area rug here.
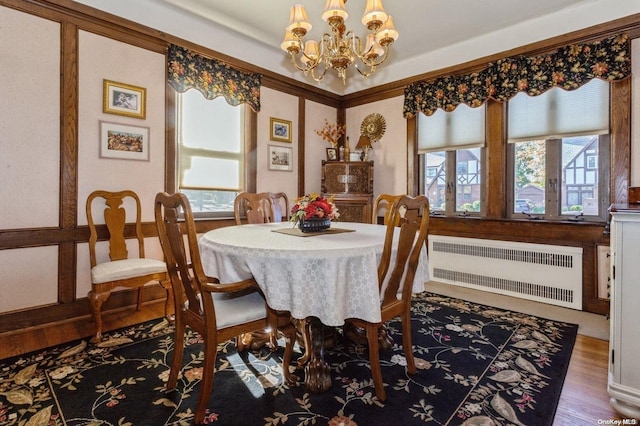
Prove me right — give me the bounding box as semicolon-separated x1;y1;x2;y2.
0;292;577;425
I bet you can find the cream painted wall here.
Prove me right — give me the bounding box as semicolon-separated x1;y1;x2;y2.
346;97;408;199
0;9;61;311
76;30;166;225
257;87;299;201
305;101;340;194
0;247;58;312
0;8;60;229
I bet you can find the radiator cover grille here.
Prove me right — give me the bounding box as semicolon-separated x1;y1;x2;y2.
429;236;583;310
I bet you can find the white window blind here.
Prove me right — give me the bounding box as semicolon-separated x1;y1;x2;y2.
508;78;609;142
418;103;485;153
178;91;244;191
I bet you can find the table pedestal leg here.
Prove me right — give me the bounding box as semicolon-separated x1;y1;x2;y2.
343;322;394;350
301;317;332;393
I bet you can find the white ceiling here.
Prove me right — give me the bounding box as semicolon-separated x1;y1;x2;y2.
75;0;640;95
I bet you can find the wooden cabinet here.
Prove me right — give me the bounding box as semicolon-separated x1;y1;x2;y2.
321;161;373;223
608;206;640;419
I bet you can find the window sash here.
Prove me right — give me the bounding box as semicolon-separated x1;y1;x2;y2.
508;79;609;142
177;92;245;192
418;104;486;153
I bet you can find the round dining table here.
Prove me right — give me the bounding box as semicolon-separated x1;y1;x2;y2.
198;221;430;392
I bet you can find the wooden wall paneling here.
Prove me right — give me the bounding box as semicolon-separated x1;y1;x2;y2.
165;84;177;193
429;217;609;246
297;97;306;197
406;116;418;195
246;109;258;193
582;243;608;314
610;78;632;204
59;21;79;304
485;101;507;219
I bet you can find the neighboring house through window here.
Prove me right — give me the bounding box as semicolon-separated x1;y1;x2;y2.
507;78;610;221
418;103;486;215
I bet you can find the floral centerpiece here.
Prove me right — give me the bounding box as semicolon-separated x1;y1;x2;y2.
315;118;346;148
290;193;339;232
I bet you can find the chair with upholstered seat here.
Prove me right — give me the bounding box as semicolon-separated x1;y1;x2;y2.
233;192;275;224
372;193;404;225
348;195;430;401
154;192;297;424
86;190;171;343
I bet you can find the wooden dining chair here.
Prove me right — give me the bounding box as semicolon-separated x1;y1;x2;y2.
372;193;404;225
233;192;275;224
269;192;290;222
86;190;171;343
154;192;297;424
348;195;430;401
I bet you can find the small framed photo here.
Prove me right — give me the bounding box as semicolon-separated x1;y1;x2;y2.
99;121;150;161
270;117;292;142
103;79;146;119
326;147;338;161
268;145;293;171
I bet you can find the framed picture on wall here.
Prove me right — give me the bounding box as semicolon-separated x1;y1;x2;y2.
270;117;292;142
268;145;293;171
99;121;150;161
103;80;147;119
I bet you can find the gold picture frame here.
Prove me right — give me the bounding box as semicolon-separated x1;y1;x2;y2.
103;80;147;119
270;117;292;143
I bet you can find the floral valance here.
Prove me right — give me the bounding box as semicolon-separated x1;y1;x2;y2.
167;44;261;112
403;34;631;118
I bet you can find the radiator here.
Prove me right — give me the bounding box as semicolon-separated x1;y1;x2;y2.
428;235;583;310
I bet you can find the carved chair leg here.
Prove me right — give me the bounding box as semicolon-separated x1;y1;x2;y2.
161;280;174;322
194;338;218;425
367;323;386;401
167;317;186;390
136;287;143;311
88;289;110;344
401;311;416;374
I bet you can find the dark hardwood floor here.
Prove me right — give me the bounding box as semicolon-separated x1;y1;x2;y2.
0;299;623;424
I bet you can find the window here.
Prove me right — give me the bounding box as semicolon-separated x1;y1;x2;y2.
418;104;485;215
176;90;246;216
507;79;610;221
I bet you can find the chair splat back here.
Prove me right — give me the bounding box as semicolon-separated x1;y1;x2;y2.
372;193;403;225
155;192;212;322
379;196;430;307
234;192;275;224
86;190;145;266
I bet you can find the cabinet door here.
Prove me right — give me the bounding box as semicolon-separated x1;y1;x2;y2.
322;162;348;193
322;161;372;194
346;162;373;194
334;195;372;223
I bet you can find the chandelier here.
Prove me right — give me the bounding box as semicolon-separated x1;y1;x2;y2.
280;0;399;84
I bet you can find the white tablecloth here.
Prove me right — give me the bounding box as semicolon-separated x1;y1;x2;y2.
198;222;429;326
